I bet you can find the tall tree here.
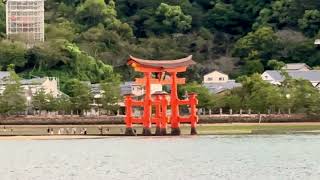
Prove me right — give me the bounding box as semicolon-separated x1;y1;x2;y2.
1;66;26;115
32;88;49;114
100;81;121;114
298;10;320;37
205;2;244;34
55;95;72;115
0;40;27;70
0;2;5;35
145;3;192;34
233;27;282;65
272;0;303;27
64;79;92;115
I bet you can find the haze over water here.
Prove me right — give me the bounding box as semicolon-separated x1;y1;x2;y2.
0;135;319;180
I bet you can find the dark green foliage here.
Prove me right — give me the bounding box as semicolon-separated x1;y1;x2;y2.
298;10;320;37
0;2;5;35
233;27;282;68
267;60;285;70
0;0;318;87
286;40;320;66
242;60;264;75
209;73;320;114
32;88;49;112
179;82;215;108
0;0;318;114
55;95;72;114
270;0;304;28
0;67;26;115
0;40;27;70
205;2;244;34
64;79;92;114
100;81;121;114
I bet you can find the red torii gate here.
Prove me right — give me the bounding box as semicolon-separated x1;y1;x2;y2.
124;55;199;136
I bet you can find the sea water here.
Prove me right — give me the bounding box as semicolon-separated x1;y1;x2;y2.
0;135;319;180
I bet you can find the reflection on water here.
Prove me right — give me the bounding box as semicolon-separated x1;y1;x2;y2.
0;135;320;180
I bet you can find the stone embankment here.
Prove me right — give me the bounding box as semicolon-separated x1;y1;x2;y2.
0;114;318;125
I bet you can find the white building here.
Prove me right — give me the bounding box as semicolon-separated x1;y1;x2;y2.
262;70;320;89
262;63;320;89
6;0;45;43
281;63;311;71
203;71;241;94
203;71;229;84
120;81;162;96
0;75;61;98
20;77;61;97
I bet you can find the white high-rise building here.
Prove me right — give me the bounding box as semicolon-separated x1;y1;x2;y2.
5;0;44;43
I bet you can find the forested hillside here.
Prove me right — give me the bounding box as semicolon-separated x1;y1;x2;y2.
0;0;320;84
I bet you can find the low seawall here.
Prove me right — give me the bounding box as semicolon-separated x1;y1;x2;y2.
0;114;319;125
199;114;320;123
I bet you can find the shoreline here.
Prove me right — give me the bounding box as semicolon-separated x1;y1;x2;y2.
0;114;318;125
0;123;320;139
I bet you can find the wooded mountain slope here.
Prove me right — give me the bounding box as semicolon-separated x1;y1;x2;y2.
0;0;320;83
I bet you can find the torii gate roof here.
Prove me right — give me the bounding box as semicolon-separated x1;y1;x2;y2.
127;55;196;69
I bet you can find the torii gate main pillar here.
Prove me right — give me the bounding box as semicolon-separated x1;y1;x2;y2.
125;55;198;136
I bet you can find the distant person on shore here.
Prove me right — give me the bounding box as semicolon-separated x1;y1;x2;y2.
98;126;103;135
84;128;87;135
72;128;77;134
60;128;65;135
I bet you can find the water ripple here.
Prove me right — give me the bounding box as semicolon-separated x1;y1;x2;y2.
0;135;319;179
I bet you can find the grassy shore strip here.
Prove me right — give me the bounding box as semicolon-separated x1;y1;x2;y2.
0;136;107;140
0;123;320;138
196;123;320;135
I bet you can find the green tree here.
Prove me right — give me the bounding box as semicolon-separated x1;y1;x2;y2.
179;82;215;108
0;40;27;70
76;0;112;27
55;95;72;115
289;79;320;114
193;0;215;10
32;88;49;114
156;3;192;32
64;79;92;115
100;81;121;114
223;93;243;112
253;8;273;29
267;60;285;70
247;84;283;113
270;0;304;28
26;40;72;71
237;74;284;113
1;66;26;115
46;19;78;41
205;2;243;34
233;27;282;64
242;60;264;75
76;0;132;38
286;40;320;66
298;10;320;37
0;2;5;35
